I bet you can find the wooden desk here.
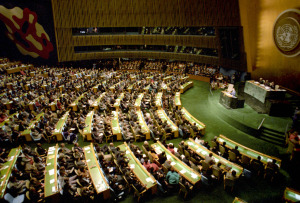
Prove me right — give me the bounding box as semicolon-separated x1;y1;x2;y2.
152;141;201;186
0;147;21;198
83;144;110;199
21;113;44;141
134;93;144;110
44;144;59;198
53;111;70;141
283;187;300;202
111;111;122;140
136;110;150;140
83;111;94;141
157;109;178;137
186;138;243;177
180;81;193;93
155;92;163;110
181;107;206;135
92;92;106;109
217;135;282;167
113;93;124;112
70;93;86;111
174;92;181;109
143;84;151;93
119;143;157;194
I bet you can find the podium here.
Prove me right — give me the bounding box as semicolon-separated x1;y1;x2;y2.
219;91;244;109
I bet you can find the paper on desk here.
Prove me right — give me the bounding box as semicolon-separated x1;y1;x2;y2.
86;159;90;162
191;173;198;179
171;162;176;166
87;151;90;153
180;169;186;174
130;164;135;169
50;179;55;184
201;151;207;156
187;141;193;146
52;186;56;193
49;169;55;175
196;149;201;153
49;155;55;159
126;150;130;154
84;146;90;150
0;165;8;171
146;177;154;183
48;151;54;155
166;155;171;160
47;163;51;166
174;147;178;152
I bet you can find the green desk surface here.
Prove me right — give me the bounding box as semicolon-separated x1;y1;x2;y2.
93;92;106;107
180;81;193;90
136;110;150;134
118;143;156;189
163;76;172;81
232;197;247;203
114;93;124;108
0;113;18;128
53;111;70;134
0;147;21;198
186;138;243;177
134;93;144;107
157;109;178;132
44;144;58;198
70;93;86;106
181;107;205;129
155;92;163;107
284;187;300;202
144;84;150;91
180;76;189;81
152;141;201;185
21;113;44;135
217;135;281;167
83;144;110;194
111;111;121;135
174;92;181;106
84;111;94;135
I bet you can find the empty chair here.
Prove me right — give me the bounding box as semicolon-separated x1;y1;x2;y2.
228;151;237;163
241;155;251;167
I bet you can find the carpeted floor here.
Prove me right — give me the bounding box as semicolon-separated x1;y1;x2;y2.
37;79;299;203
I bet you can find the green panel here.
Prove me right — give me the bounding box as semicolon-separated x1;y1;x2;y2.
186;139;243;176
151;142;201;185
285;189;300;202
84;111;94;135
44;145;58;197
0;147;21;198
118;144;156;189
174;92;181;106
111;111;121;134
136;110;150;134
134;93;144;107
83;145;109;193
54;111;70;134
157;110;178;132
218;136;281;166
21;113;44;135
181;108;205;129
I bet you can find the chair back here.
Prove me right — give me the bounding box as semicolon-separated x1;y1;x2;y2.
287;141;295;154
162;164;169;174
219;145;226;155
190;157;197;164
184;150;190;159
228;151;237;162
212;168;221;179
241;155;251;166
142;145;149;157
179;182;187;193
202;161;210;171
211;141;217;149
148;152;154;162
178;145;183;154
